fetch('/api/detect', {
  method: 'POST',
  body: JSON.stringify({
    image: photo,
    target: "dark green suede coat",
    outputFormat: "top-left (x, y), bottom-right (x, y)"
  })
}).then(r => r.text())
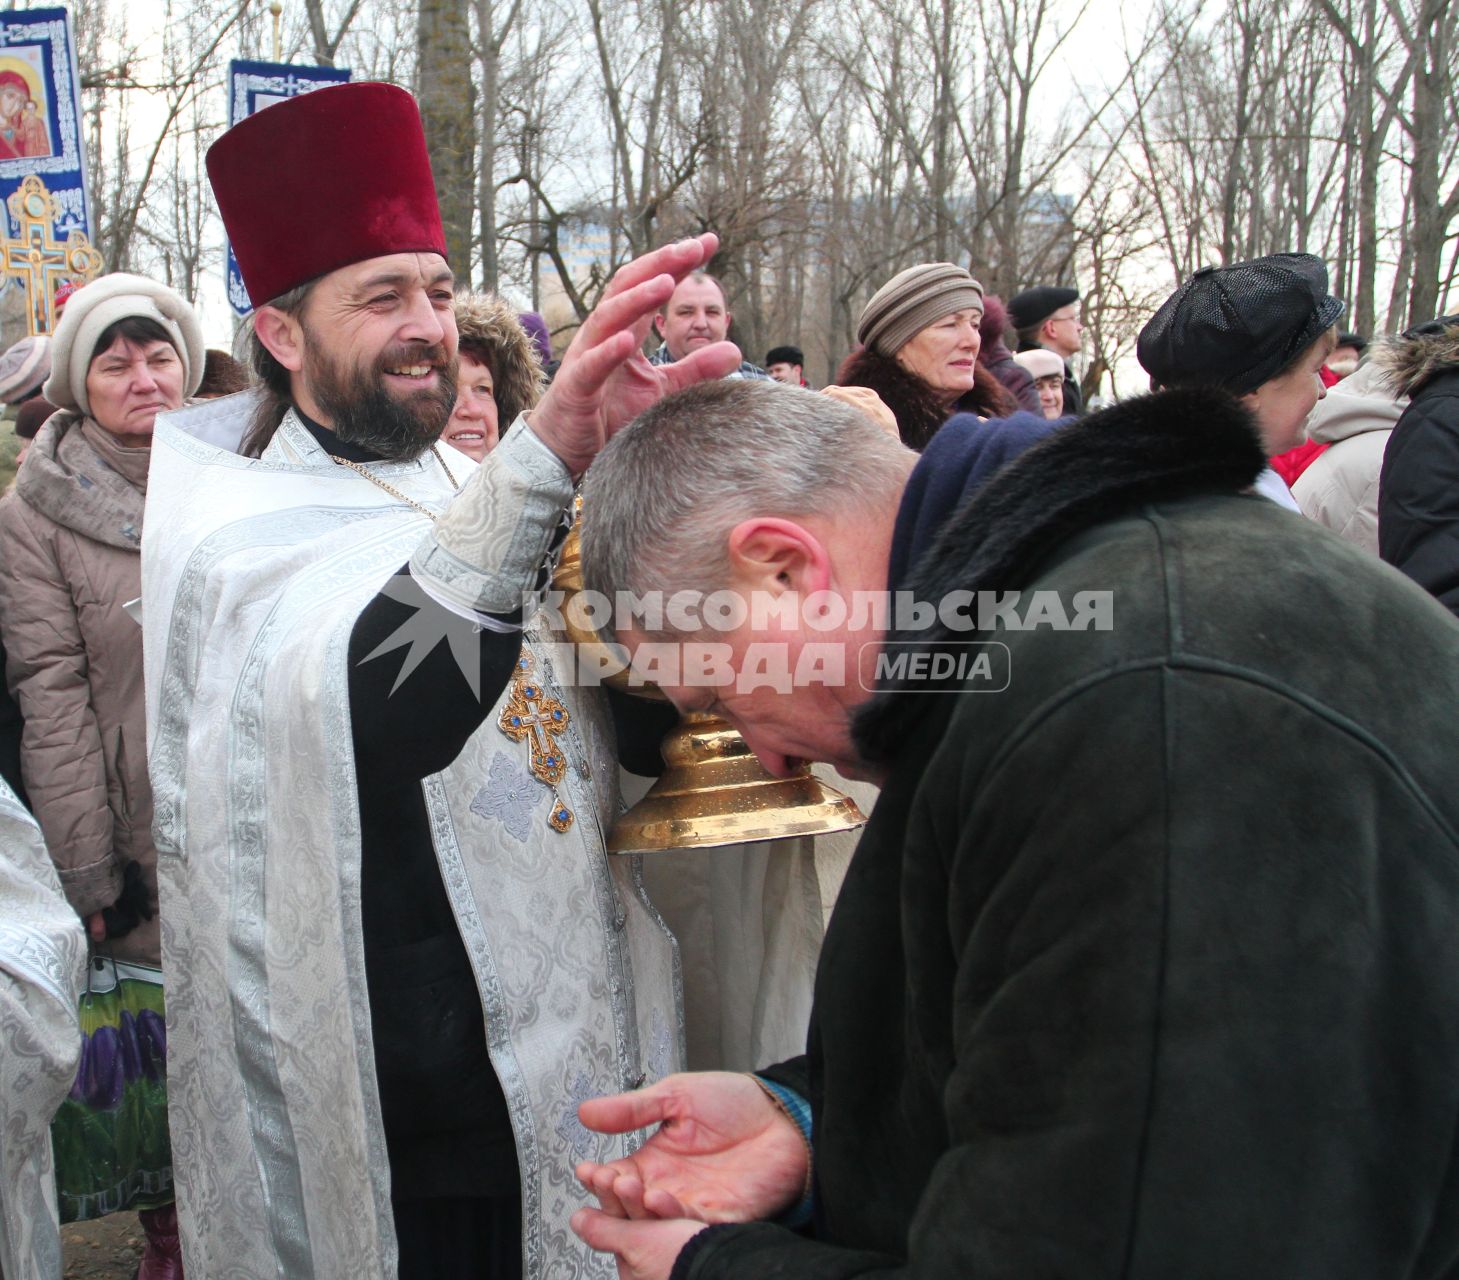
top-left (678, 390), bottom-right (1459, 1279)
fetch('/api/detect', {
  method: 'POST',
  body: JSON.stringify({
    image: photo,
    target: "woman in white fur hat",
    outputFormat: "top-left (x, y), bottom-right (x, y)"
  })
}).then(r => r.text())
top-left (0, 272), bottom-right (203, 1279)
top-left (1012, 346), bottom-right (1068, 419)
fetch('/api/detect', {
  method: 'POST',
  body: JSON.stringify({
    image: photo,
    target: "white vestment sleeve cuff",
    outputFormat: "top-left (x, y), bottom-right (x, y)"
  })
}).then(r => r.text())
top-left (409, 413), bottom-right (574, 618)
top-left (413, 573), bottom-right (528, 634)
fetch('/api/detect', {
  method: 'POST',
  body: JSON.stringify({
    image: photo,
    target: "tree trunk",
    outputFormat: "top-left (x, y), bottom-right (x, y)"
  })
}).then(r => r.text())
top-left (1402, 3), bottom-right (1448, 324)
top-left (303, 0), bottom-right (336, 65)
top-left (1351, 0), bottom-right (1381, 334)
top-left (1218, 8), bottom-right (1258, 262)
top-left (475, 0), bottom-right (500, 290)
top-left (417, 0), bottom-right (477, 278)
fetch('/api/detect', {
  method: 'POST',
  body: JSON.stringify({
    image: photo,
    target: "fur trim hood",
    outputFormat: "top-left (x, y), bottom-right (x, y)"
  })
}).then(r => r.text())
top-left (453, 292), bottom-right (546, 425)
top-left (853, 388), bottom-right (1267, 767)
top-left (1372, 317), bottom-right (1459, 398)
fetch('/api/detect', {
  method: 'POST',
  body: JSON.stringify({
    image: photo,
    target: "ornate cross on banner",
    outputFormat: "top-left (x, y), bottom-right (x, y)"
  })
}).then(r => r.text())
top-left (2, 176), bottom-right (104, 336)
top-left (498, 649), bottom-right (576, 833)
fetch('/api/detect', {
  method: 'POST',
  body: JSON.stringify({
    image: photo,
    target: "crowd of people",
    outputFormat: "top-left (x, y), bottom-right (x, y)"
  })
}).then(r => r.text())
top-left (1, 77), bottom-right (1458, 1280)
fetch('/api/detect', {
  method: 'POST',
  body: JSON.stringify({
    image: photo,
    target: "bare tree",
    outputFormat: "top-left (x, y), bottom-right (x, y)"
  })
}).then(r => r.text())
top-left (470, 0), bottom-right (523, 289)
top-left (303, 0), bottom-right (370, 66)
top-left (1381, 0), bottom-right (1459, 324)
top-left (583, 0), bottom-right (708, 257)
top-left (1312, 0), bottom-right (1413, 333)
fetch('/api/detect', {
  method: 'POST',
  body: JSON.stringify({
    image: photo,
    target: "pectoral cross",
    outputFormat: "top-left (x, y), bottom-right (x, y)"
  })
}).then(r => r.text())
top-left (1, 176), bottom-right (103, 336)
top-left (499, 649), bottom-right (575, 832)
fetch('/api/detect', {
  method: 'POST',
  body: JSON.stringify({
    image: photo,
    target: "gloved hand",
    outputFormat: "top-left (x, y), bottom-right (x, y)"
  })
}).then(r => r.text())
top-left (101, 860), bottom-right (155, 940)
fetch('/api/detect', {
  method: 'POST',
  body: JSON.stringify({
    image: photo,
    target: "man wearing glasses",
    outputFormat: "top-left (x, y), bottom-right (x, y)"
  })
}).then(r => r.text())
top-left (1009, 284), bottom-right (1086, 416)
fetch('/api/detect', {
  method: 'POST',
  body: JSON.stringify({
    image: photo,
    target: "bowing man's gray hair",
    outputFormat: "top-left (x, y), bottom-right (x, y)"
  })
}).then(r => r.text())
top-left (580, 379), bottom-right (915, 635)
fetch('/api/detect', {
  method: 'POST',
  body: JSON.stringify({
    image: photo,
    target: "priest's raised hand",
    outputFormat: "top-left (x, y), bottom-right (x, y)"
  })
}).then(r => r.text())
top-left (530, 233), bottom-right (742, 478)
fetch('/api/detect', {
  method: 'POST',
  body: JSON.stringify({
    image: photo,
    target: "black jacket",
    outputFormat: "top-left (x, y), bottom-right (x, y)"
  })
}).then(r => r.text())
top-left (1378, 324), bottom-right (1459, 618)
top-left (678, 390), bottom-right (1459, 1278)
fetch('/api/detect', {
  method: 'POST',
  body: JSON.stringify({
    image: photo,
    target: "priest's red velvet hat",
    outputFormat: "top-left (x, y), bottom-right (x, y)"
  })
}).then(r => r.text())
top-left (207, 82), bottom-right (447, 308)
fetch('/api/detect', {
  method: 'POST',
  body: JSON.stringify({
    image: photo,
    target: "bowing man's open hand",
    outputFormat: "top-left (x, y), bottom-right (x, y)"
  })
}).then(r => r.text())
top-left (572, 1071), bottom-right (808, 1225)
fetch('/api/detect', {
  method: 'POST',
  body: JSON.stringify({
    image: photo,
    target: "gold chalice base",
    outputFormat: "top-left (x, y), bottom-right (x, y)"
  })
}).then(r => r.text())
top-left (608, 711), bottom-right (867, 854)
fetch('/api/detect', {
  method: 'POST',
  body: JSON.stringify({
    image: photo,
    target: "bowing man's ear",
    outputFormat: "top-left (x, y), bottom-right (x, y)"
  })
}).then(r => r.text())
top-left (726, 517), bottom-right (832, 600)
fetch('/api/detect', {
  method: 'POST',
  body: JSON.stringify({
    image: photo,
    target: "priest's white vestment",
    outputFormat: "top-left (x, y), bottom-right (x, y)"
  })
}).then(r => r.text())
top-left (141, 395), bottom-right (682, 1279)
top-left (0, 775), bottom-right (85, 1279)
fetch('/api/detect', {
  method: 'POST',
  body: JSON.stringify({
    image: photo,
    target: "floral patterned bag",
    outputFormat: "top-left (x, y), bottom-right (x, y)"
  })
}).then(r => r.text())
top-left (49, 955), bottom-right (173, 1223)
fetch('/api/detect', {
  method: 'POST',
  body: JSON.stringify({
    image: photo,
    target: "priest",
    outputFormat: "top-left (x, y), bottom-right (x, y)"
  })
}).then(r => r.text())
top-left (0, 774), bottom-right (86, 1279)
top-left (141, 82), bottom-right (738, 1279)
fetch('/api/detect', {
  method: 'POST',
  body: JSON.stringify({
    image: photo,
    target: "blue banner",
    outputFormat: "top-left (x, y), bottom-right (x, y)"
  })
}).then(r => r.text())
top-left (225, 59), bottom-right (351, 315)
top-left (0, 7), bottom-right (90, 241)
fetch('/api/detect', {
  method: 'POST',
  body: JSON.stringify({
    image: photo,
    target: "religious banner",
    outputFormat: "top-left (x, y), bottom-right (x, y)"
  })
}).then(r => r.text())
top-left (225, 60), bottom-right (350, 316)
top-left (2, 175), bottom-right (101, 334)
top-left (0, 6), bottom-right (93, 322)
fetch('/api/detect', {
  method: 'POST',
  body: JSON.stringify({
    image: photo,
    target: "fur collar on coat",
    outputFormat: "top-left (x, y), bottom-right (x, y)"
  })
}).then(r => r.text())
top-left (837, 346), bottom-right (1018, 450)
top-left (852, 388), bottom-right (1268, 766)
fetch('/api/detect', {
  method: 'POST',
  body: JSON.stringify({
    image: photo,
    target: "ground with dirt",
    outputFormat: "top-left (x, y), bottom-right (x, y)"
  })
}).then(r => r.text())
top-left (60, 1213), bottom-right (141, 1278)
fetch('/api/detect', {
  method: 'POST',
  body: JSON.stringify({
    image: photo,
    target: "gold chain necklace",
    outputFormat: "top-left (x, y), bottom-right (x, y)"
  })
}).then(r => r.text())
top-left (329, 443), bottom-right (460, 519)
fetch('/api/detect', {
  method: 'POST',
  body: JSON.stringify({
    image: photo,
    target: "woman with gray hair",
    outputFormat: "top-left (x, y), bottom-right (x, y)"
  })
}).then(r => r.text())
top-left (0, 272), bottom-right (203, 1278)
top-left (837, 262), bottom-right (1019, 449)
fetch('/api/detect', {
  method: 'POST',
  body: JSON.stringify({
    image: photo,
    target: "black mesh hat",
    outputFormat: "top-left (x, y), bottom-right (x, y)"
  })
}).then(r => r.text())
top-left (1137, 253), bottom-right (1345, 394)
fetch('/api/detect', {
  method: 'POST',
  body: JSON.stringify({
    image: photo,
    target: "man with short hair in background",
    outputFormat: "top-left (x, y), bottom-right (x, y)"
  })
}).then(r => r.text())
top-left (1008, 283), bottom-right (1085, 415)
top-left (650, 272), bottom-right (770, 380)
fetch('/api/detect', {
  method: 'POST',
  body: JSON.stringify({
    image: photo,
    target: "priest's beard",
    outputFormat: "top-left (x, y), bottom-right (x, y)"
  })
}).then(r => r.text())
top-left (302, 333), bottom-right (458, 462)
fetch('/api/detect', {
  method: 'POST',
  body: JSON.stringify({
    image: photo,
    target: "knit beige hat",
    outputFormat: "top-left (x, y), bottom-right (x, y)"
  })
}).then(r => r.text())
top-left (857, 263), bottom-right (985, 357)
top-left (43, 273), bottom-right (205, 416)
